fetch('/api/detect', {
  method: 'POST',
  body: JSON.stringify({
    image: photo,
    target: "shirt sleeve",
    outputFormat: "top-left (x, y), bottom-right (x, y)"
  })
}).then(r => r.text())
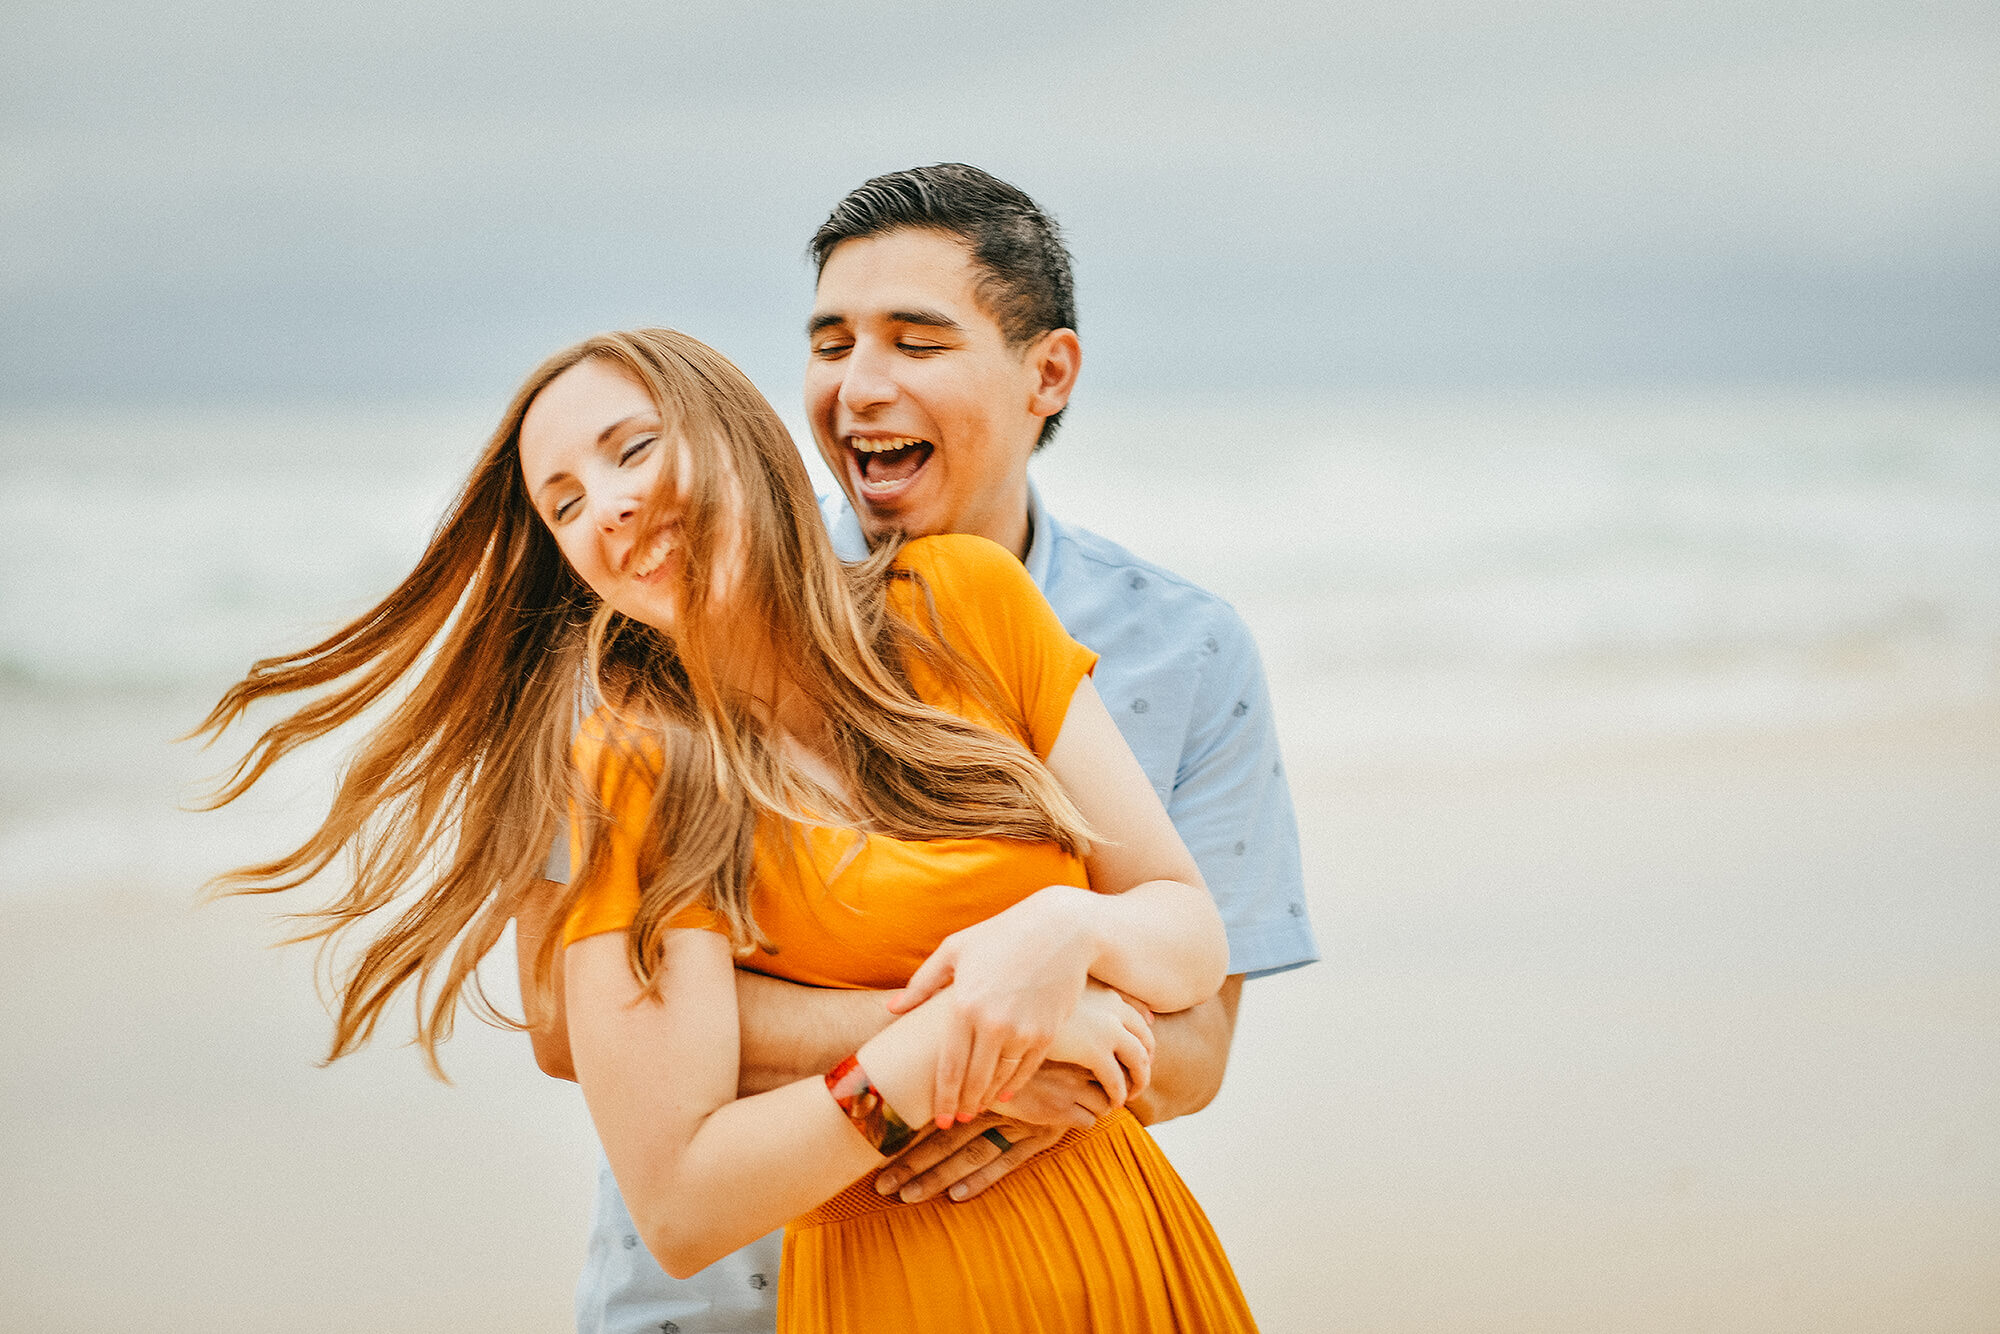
top-left (893, 535), bottom-right (1098, 758)
top-left (1167, 608), bottom-right (1318, 980)
top-left (561, 717), bottom-right (723, 947)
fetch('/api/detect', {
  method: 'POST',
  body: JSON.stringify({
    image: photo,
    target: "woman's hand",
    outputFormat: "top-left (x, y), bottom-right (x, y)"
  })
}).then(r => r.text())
top-left (1048, 981), bottom-right (1155, 1109)
top-left (889, 885), bottom-right (1100, 1126)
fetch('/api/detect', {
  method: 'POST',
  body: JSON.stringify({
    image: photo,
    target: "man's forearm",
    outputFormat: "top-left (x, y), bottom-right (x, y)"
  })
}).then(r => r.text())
top-left (1124, 974), bottom-right (1242, 1125)
top-left (735, 971), bottom-right (897, 1096)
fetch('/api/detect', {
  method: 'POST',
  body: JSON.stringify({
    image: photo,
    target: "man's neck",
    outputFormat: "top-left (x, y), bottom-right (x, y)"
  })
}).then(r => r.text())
top-left (971, 482), bottom-right (1034, 562)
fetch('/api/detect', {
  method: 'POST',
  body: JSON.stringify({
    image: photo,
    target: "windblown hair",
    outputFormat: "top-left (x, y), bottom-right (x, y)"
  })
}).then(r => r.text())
top-left (810, 163), bottom-right (1077, 448)
top-left (193, 328), bottom-right (1091, 1074)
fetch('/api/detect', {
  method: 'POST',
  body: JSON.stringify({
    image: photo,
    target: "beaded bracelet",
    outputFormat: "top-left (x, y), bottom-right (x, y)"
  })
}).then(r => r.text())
top-left (825, 1052), bottom-right (917, 1156)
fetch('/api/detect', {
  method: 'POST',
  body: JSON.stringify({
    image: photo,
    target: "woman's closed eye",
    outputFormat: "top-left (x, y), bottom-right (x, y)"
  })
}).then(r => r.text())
top-left (619, 433), bottom-right (656, 465)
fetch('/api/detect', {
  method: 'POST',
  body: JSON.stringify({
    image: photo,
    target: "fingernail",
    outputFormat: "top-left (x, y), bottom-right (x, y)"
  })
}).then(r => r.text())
top-left (996, 1089), bottom-right (1014, 1101)
top-left (957, 1112), bottom-right (974, 1124)
top-left (900, 1184), bottom-right (927, 1203)
top-left (936, 1115), bottom-right (953, 1130)
top-left (948, 1185), bottom-right (968, 1202)
top-left (874, 1174), bottom-right (900, 1195)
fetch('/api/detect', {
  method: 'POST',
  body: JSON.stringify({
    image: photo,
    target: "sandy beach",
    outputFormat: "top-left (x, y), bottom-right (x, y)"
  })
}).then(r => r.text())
top-left (5, 695), bottom-right (1995, 1332)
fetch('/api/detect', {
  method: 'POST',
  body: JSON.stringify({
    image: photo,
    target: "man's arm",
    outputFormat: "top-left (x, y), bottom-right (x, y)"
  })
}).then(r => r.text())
top-left (733, 971), bottom-right (896, 1094)
top-left (1124, 974), bottom-right (1241, 1125)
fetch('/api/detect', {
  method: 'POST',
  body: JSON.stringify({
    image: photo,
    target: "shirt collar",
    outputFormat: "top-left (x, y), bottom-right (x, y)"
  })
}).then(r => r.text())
top-left (1022, 480), bottom-right (1057, 591)
top-left (823, 482), bottom-right (1056, 592)
top-left (825, 492), bottom-right (870, 562)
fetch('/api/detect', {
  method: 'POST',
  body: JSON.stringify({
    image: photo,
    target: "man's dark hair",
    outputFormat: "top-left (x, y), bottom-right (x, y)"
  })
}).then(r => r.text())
top-left (811, 163), bottom-right (1077, 447)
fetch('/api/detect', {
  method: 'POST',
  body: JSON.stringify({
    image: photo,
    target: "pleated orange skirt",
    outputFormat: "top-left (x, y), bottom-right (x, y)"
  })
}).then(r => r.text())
top-left (779, 1110), bottom-right (1258, 1333)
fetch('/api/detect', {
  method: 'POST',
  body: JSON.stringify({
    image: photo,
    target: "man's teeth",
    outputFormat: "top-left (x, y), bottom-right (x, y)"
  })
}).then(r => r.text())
top-left (850, 435), bottom-right (926, 453)
top-left (631, 530), bottom-right (677, 578)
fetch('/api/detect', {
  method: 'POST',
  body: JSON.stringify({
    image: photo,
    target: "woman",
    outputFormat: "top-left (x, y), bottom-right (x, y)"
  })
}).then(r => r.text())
top-left (198, 328), bottom-right (1257, 1331)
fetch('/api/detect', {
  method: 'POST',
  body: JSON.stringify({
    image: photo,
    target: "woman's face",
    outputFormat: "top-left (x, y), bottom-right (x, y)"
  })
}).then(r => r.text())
top-left (518, 357), bottom-right (741, 635)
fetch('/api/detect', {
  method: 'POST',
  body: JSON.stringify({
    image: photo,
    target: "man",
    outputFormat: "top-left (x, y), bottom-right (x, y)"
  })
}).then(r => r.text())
top-left (537, 164), bottom-right (1318, 1334)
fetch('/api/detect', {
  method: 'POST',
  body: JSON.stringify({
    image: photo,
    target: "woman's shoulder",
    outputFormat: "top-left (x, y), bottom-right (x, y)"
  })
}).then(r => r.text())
top-left (892, 532), bottom-right (1029, 589)
top-left (572, 706), bottom-right (665, 793)
top-left (889, 533), bottom-right (1049, 640)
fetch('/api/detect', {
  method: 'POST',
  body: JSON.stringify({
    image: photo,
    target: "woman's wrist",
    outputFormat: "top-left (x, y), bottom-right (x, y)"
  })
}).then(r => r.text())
top-left (1027, 883), bottom-right (1104, 976)
top-left (825, 1053), bottom-right (919, 1155)
top-left (851, 989), bottom-right (950, 1132)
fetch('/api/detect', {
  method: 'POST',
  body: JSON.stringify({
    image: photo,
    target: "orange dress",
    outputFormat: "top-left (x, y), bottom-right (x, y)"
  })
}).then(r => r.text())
top-left (565, 534), bottom-right (1258, 1333)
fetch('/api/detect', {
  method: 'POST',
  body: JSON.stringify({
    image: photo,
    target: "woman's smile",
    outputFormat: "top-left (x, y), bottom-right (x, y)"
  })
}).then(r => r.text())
top-left (627, 524), bottom-right (681, 582)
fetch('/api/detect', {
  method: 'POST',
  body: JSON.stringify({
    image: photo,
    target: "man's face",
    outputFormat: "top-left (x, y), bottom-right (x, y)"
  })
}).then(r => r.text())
top-left (805, 228), bottom-right (1068, 556)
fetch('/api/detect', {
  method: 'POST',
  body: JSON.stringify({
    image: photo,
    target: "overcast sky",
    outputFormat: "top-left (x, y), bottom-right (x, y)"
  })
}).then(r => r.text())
top-left (4, 0), bottom-right (1996, 408)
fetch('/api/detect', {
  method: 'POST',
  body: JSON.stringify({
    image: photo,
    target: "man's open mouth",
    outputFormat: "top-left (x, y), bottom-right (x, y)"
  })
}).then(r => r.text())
top-left (848, 435), bottom-right (933, 496)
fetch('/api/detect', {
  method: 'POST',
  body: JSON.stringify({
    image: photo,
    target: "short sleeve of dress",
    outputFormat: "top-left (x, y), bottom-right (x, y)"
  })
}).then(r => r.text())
top-left (891, 535), bottom-right (1099, 759)
top-left (561, 716), bottom-right (724, 947)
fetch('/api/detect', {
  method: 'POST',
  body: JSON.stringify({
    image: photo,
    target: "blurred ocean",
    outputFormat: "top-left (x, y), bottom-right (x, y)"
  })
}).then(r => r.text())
top-left (1036, 389), bottom-right (2000, 762)
top-left (3, 388), bottom-right (1998, 894)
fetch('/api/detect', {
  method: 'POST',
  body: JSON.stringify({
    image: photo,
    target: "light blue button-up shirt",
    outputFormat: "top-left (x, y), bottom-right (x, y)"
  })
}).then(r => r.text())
top-left (574, 486), bottom-right (1319, 1333)
top-left (826, 486), bottom-right (1318, 979)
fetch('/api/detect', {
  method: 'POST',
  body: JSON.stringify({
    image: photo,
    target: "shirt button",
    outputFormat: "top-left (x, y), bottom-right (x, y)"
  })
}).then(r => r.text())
top-left (1289, 902), bottom-right (1305, 917)
top-left (1129, 573), bottom-right (1148, 589)
top-left (622, 1235), bottom-right (639, 1250)
top-left (1204, 636), bottom-right (1219, 654)
top-left (749, 1273), bottom-right (770, 1289)
top-left (1233, 841), bottom-right (1247, 855)
top-left (1132, 698), bottom-right (1149, 714)
top-left (1232, 701), bottom-right (1250, 717)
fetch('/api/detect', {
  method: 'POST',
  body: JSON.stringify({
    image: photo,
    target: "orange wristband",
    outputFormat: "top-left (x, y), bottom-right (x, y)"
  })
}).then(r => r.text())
top-left (825, 1052), bottom-right (917, 1156)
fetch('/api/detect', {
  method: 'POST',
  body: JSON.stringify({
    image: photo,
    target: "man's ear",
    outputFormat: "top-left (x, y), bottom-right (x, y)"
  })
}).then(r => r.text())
top-left (1026, 328), bottom-right (1081, 421)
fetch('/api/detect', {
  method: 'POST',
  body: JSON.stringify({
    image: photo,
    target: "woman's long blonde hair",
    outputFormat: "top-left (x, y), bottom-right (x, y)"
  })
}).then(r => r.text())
top-left (195, 328), bottom-right (1090, 1073)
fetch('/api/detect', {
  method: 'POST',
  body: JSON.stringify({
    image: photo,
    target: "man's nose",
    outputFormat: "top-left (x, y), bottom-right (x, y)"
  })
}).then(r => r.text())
top-left (837, 340), bottom-right (898, 414)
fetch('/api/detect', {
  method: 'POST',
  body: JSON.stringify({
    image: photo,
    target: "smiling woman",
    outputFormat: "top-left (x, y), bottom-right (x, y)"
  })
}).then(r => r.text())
top-left (519, 359), bottom-right (714, 634)
top-left (192, 327), bottom-right (1252, 1331)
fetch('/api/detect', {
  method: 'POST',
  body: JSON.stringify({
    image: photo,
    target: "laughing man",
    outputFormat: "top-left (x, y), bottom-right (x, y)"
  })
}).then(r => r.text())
top-left (544, 164), bottom-right (1319, 1334)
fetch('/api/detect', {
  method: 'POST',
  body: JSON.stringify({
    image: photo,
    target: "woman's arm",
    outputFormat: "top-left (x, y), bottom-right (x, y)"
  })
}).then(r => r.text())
top-left (517, 901), bottom-right (900, 1093)
top-left (893, 674), bottom-right (1231, 1124)
top-left (566, 927), bottom-right (1150, 1279)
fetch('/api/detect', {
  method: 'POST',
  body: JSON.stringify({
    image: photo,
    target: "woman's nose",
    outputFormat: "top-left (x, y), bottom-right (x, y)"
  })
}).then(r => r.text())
top-left (594, 494), bottom-right (640, 533)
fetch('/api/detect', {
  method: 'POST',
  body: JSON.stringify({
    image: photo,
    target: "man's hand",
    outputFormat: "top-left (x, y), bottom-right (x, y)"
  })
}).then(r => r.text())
top-left (870, 1063), bottom-right (1113, 1204)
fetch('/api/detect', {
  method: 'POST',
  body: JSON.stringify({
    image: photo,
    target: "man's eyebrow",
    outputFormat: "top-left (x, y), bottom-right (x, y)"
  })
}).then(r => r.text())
top-left (888, 309), bottom-right (961, 332)
top-left (806, 309), bottom-right (964, 336)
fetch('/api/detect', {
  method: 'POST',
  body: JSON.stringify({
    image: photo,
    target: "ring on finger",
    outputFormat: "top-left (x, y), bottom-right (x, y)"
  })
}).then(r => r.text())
top-left (980, 1126), bottom-right (1013, 1154)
